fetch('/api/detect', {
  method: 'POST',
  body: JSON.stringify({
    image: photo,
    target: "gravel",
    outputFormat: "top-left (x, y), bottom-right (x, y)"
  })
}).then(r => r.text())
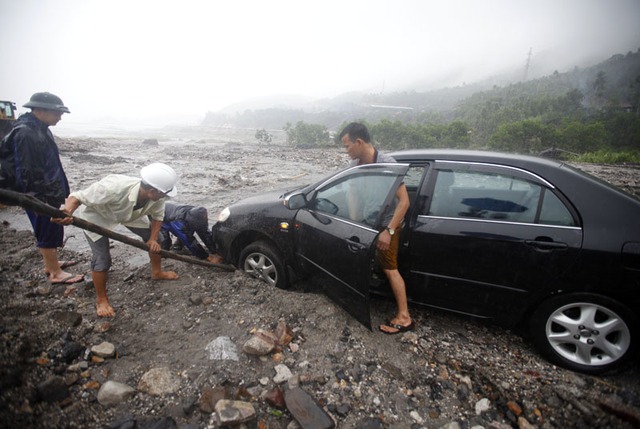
top-left (1, 127), bottom-right (639, 429)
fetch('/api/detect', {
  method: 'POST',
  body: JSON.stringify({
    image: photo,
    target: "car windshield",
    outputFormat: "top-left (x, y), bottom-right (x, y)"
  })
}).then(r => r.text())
top-left (285, 165), bottom-right (353, 199)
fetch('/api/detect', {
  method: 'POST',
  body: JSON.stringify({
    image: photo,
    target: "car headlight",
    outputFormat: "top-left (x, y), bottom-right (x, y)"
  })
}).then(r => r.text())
top-left (217, 207), bottom-right (231, 222)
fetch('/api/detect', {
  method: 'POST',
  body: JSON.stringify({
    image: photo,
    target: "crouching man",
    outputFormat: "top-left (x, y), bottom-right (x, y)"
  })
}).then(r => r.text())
top-left (160, 202), bottom-right (223, 264)
top-left (58, 163), bottom-right (180, 317)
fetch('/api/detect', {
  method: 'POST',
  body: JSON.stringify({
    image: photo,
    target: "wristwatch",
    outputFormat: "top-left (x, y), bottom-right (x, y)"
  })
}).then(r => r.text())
top-left (386, 227), bottom-right (395, 236)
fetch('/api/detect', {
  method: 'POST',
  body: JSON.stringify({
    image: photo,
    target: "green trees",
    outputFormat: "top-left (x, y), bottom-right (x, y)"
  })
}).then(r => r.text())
top-left (283, 121), bottom-right (330, 148)
top-left (254, 129), bottom-right (272, 144)
top-left (489, 119), bottom-right (556, 153)
top-left (368, 119), bottom-right (471, 150)
top-left (206, 50), bottom-right (640, 162)
top-left (592, 71), bottom-right (607, 108)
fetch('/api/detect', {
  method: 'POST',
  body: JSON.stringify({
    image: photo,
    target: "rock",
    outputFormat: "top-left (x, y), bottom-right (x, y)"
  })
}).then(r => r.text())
top-left (67, 361), bottom-right (89, 372)
top-left (205, 336), bottom-right (239, 361)
top-left (91, 341), bottom-right (116, 358)
top-left (475, 398), bottom-right (490, 414)
top-left (97, 380), bottom-right (136, 406)
top-left (275, 319), bottom-right (294, 346)
top-left (137, 417), bottom-right (177, 428)
top-left (37, 376), bottom-right (70, 403)
top-left (51, 311), bottom-right (82, 327)
top-left (214, 399), bottom-right (256, 426)
top-left (82, 380), bottom-right (100, 390)
top-left (243, 333), bottom-right (276, 356)
top-left (94, 321), bottom-right (111, 333)
top-left (273, 364), bottom-right (293, 384)
top-left (36, 286), bottom-right (51, 296)
top-left (334, 403), bottom-right (351, 418)
top-left (381, 362), bottom-right (403, 380)
top-left (64, 373), bottom-right (79, 386)
top-left (410, 410), bottom-right (423, 424)
top-left (265, 387), bottom-right (286, 409)
top-left (198, 386), bottom-right (228, 413)
top-left (507, 400), bottom-right (522, 416)
top-left (61, 341), bottom-right (85, 363)
top-left (137, 367), bottom-right (180, 396)
top-left (284, 386), bottom-right (335, 429)
top-left (105, 415), bottom-right (136, 429)
top-left (517, 416), bottom-right (536, 429)
top-left (355, 418), bottom-right (384, 429)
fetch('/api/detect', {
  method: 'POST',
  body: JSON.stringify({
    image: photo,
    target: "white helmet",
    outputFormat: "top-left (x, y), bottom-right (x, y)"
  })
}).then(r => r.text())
top-left (140, 163), bottom-right (178, 197)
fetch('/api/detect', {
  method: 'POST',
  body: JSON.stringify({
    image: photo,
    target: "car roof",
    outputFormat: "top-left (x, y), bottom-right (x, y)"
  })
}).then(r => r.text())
top-left (387, 149), bottom-right (564, 170)
top-left (389, 149), bottom-right (640, 231)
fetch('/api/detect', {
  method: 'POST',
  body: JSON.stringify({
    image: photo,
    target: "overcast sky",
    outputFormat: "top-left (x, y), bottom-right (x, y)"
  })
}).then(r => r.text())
top-left (1, 0), bottom-right (639, 126)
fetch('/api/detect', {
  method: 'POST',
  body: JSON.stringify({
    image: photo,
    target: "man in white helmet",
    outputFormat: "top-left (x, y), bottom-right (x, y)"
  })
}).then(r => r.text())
top-left (59, 163), bottom-right (179, 317)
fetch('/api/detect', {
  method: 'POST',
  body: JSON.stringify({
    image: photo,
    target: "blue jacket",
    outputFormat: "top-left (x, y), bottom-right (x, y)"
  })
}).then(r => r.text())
top-left (0, 113), bottom-right (70, 206)
top-left (160, 203), bottom-right (215, 259)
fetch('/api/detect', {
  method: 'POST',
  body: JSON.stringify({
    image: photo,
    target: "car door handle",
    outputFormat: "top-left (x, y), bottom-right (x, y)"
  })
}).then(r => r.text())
top-left (524, 239), bottom-right (569, 251)
top-left (346, 236), bottom-right (367, 251)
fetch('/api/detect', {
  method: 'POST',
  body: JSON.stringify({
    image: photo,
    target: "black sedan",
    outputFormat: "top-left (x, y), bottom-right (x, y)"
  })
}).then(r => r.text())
top-left (212, 149), bottom-right (640, 374)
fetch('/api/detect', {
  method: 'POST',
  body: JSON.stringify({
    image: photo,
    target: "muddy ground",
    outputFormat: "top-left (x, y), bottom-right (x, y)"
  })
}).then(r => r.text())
top-left (1, 126), bottom-right (639, 429)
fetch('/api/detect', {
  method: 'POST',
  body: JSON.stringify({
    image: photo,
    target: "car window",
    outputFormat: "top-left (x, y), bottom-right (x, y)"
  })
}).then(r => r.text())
top-left (539, 189), bottom-right (576, 226)
top-left (312, 172), bottom-right (401, 227)
top-left (427, 169), bottom-right (575, 226)
top-left (404, 165), bottom-right (426, 190)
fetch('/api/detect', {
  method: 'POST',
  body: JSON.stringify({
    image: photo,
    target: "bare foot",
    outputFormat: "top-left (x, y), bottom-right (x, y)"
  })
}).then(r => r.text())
top-left (44, 260), bottom-right (78, 275)
top-left (151, 271), bottom-right (179, 280)
top-left (96, 300), bottom-right (116, 317)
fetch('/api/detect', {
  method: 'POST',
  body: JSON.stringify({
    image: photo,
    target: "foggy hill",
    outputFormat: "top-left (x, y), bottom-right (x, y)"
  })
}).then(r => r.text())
top-left (203, 48), bottom-right (640, 130)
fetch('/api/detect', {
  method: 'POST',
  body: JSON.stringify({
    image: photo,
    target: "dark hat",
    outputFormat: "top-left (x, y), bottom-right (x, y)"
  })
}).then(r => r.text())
top-left (23, 92), bottom-right (70, 113)
top-left (185, 207), bottom-right (208, 229)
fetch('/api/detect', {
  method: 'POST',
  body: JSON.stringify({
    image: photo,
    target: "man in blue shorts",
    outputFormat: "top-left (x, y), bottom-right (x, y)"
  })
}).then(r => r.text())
top-left (0, 92), bottom-right (82, 284)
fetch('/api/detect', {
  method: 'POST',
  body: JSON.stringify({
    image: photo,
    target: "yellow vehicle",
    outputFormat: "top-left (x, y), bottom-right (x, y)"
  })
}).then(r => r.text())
top-left (0, 100), bottom-right (17, 141)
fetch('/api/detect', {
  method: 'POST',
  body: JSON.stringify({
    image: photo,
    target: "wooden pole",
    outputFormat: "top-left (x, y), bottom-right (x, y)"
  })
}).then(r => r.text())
top-left (0, 188), bottom-right (235, 271)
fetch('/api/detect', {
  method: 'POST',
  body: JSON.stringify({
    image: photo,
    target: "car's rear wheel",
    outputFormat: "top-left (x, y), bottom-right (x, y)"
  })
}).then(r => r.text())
top-left (239, 241), bottom-right (288, 289)
top-left (530, 293), bottom-right (636, 374)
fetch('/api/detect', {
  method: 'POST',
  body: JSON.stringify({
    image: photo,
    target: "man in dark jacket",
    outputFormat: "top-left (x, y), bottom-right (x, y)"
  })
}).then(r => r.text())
top-left (160, 202), bottom-right (222, 264)
top-left (0, 92), bottom-right (83, 284)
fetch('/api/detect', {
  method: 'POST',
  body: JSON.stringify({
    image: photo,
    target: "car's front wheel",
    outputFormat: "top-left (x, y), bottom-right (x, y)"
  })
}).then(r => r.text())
top-left (239, 241), bottom-right (288, 289)
top-left (530, 293), bottom-right (636, 374)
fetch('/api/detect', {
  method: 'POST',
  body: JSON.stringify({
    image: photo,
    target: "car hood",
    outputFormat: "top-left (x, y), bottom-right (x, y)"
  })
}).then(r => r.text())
top-left (228, 187), bottom-right (297, 213)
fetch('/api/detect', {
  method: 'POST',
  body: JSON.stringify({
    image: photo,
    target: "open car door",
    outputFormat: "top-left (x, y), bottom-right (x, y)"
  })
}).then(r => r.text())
top-left (292, 163), bottom-right (410, 328)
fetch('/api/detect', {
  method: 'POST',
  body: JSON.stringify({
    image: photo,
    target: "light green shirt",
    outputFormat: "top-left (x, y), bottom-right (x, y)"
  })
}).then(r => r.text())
top-left (69, 174), bottom-right (165, 242)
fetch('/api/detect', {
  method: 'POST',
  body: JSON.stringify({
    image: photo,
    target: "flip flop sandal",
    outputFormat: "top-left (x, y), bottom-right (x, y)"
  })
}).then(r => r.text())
top-left (60, 260), bottom-right (79, 269)
top-left (50, 274), bottom-right (84, 285)
top-left (379, 320), bottom-right (415, 335)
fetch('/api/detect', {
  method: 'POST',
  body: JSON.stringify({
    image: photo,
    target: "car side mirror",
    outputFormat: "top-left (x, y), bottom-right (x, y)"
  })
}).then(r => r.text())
top-left (284, 193), bottom-right (307, 210)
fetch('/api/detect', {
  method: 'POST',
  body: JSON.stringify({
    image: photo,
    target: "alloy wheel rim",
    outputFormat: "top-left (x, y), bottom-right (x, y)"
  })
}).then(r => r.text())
top-left (545, 302), bottom-right (631, 367)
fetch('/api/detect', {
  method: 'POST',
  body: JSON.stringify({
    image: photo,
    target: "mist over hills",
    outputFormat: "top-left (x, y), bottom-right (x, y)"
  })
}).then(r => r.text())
top-left (210, 47), bottom-right (640, 129)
